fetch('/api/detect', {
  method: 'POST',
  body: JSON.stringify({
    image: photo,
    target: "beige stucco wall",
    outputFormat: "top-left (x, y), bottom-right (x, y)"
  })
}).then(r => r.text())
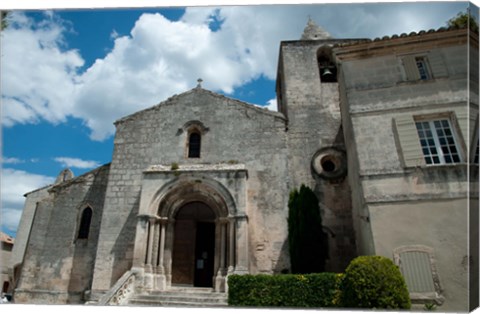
top-left (336, 28), bottom-right (476, 311)
top-left (369, 199), bottom-right (468, 312)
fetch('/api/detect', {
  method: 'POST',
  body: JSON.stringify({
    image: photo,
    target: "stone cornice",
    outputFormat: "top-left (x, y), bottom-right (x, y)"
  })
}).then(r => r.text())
top-left (144, 163), bottom-right (247, 173)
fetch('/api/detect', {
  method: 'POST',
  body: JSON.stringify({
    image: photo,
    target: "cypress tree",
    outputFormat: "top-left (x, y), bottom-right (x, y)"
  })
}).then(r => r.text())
top-left (288, 184), bottom-right (328, 274)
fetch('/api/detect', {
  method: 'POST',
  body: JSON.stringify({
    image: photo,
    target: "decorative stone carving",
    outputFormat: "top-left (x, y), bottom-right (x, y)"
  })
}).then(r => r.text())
top-left (109, 275), bottom-right (135, 305)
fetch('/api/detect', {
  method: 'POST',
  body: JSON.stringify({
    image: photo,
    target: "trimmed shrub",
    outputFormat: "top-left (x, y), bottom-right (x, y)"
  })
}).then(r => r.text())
top-left (228, 273), bottom-right (339, 308)
top-left (288, 185), bottom-right (328, 274)
top-left (338, 256), bottom-right (411, 309)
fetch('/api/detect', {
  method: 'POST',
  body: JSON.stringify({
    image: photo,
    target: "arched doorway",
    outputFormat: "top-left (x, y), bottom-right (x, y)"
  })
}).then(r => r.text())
top-left (133, 175), bottom-right (250, 293)
top-left (171, 202), bottom-right (216, 287)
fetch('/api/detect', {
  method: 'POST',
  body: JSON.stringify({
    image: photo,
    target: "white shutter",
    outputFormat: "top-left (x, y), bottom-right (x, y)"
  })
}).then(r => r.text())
top-left (402, 56), bottom-right (420, 81)
top-left (399, 251), bottom-right (436, 293)
top-left (454, 106), bottom-right (478, 145)
top-left (428, 50), bottom-right (448, 78)
top-left (394, 115), bottom-right (425, 167)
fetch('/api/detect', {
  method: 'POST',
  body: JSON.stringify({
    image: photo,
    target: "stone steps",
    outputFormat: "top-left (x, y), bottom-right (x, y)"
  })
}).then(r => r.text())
top-left (128, 287), bottom-right (228, 307)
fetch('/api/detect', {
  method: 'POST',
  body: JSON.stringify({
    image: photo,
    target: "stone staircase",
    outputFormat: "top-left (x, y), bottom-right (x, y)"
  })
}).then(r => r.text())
top-left (128, 287), bottom-right (228, 307)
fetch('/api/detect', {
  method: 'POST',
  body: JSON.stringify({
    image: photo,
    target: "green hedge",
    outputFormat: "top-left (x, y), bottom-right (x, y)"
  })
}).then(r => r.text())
top-left (228, 256), bottom-right (412, 309)
top-left (339, 256), bottom-right (411, 309)
top-left (227, 273), bottom-right (339, 308)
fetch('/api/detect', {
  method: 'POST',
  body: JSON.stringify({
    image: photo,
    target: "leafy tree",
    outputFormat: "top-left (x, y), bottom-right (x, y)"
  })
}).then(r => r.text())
top-left (288, 184), bottom-right (328, 274)
top-left (447, 10), bottom-right (479, 33)
top-left (1, 11), bottom-right (9, 31)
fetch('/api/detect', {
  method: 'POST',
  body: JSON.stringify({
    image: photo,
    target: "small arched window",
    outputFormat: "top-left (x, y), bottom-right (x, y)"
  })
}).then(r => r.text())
top-left (188, 132), bottom-right (201, 158)
top-left (77, 207), bottom-right (93, 239)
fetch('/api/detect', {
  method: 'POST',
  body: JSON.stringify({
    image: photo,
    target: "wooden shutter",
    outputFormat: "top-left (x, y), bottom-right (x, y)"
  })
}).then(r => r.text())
top-left (399, 251), bottom-right (435, 293)
top-left (394, 115), bottom-right (425, 167)
top-left (428, 50), bottom-right (448, 78)
top-left (402, 55), bottom-right (420, 81)
top-left (454, 106), bottom-right (478, 147)
top-left (455, 106), bottom-right (470, 145)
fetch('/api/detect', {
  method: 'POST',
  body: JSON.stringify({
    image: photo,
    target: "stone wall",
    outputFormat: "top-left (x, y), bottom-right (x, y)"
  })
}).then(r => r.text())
top-left (11, 187), bottom-right (50, 274)
top-left (14, 165), bottom-right (110, 304)
top-left (277, 39), bottom-right (358, 271)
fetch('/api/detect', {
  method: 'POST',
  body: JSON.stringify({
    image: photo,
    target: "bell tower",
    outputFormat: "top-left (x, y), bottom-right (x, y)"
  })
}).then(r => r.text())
top-left (276, 19), bottom-right (360, 272)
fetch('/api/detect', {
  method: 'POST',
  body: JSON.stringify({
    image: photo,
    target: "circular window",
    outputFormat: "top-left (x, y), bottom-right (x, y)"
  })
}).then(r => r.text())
top-left (321, 157), bottom-right (336, 173)
top-left (312, 148), bottom-right (347, 180)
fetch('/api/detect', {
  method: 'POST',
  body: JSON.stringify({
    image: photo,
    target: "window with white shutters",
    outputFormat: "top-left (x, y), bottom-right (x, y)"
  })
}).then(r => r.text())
top-left (394, 245), bottom-right (444, 305)
top-left (394, 113), bottom-right (465, 167)
top-left (415, 119), bottom-right (462, 165)
top-left (401, 51), bottom-right (448, 82)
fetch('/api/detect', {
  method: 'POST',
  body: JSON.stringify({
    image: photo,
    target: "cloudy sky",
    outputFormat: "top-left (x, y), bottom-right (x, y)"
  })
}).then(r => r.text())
top-left (0, 1), bottom-right (473, 236)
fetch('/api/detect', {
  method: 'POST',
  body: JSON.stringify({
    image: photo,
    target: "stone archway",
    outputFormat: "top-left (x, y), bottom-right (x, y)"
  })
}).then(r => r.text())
top-left (133, 175), bottom-right (248, 293)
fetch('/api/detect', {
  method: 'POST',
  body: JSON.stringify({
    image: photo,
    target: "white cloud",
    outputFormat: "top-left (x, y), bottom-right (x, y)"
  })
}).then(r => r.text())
top-left (110, 29), bottom-right (119, 40)
top-left (265, 98), bottom-right (278, 112)
top-left (2, 156), bottom-right (25, 164)
top-left (1, 168), bottom-right (55, 234)
top-left (1, 12), bottom-right (84, 128)
top-left (1, 4), bottom-right (467, 140)
top-left (54, 157), bottom-right (100, 169)
top-left (253, 98), bottom-right (278, 112)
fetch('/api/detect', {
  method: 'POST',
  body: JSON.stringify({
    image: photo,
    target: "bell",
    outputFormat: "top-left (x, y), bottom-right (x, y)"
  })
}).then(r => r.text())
top-left (321, 68), bottom-right (333, 79)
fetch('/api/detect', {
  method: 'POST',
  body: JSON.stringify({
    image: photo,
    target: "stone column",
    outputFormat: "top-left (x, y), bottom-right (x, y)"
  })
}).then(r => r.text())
top-left (234, 214), bottom-right (249, 274)
top-left (157, 218), bottom-right (168, 274)
top-left (215, 218), bottom-right (228, 292)
top-left (155, 217), bottom-right (168, 290)
top-left (165, 219), bottom-right (175, 288)
top-left (152, 220), bottom-right (160, 273)
top-left (228, 217), bottom-right (236, 274)
top-left (132, 215), bottom-right (150, 269)
top-left (146, 217), bottom-right (156, 271)
top-left (144, 216), bottom-right (156, 290)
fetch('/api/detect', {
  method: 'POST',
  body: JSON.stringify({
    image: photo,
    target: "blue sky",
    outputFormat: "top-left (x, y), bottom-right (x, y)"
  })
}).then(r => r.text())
top-left (0, 1), bottom-right (474, 237)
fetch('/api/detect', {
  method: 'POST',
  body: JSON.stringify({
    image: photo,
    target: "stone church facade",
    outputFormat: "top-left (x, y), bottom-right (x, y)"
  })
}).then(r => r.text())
top-left (10, 20), bottom-right (478, 311)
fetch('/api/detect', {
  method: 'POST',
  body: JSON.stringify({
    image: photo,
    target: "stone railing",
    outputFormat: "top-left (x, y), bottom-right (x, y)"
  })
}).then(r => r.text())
top-left (97, 270), bottom-right (136, 306)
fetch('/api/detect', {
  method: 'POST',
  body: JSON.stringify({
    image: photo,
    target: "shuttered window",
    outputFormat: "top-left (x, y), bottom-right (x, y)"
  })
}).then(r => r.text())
top-left (393, 245), bottom-right (443, 304)
top-left (415, 119), bottom-right (462, 165)
top-left (402, 52), bottom-right (447, 82)
top-left (415, 57), bottom-right (430, 80)
top-left (395, 114), bottom-right (464, 167)
top-left (399, 251), bottom-right (435, 293)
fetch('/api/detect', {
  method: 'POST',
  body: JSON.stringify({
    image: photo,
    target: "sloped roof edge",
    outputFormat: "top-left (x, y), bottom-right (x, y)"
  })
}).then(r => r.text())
top-left (281, 24), bottom-right (473, 49)
top-left (114, 87), bottom-right (285, 126)
top-left (334, 24), bottom-right (473, 49)
top-left (24, 163), bottom-right (111, 197)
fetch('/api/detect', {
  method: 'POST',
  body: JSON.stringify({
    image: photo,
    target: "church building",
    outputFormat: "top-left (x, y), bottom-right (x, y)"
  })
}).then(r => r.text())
top-left (10, 20), bottom-right (478, 311)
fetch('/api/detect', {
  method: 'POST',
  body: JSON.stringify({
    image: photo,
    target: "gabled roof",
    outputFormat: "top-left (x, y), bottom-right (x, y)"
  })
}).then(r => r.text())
top-left (114, 86), bottom-right (285, 126)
